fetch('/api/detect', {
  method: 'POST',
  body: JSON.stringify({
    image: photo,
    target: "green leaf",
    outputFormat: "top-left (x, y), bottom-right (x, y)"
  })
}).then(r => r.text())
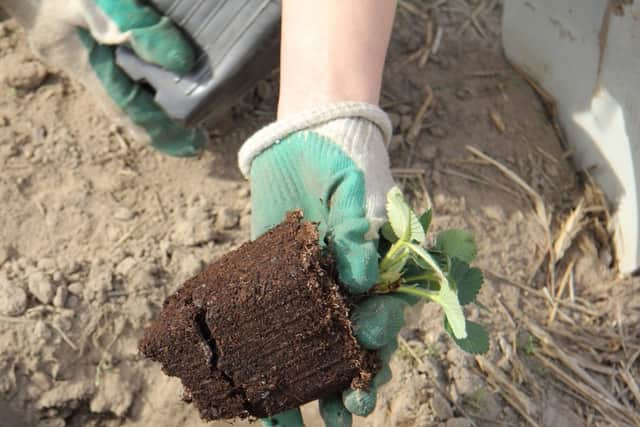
top-left (398, 282), bottom-right (467, 339)
top-left (386, 250), bottom-right (409, 274)
top-left (398, 243), bottom-right (467, 338)
top-left (427, 248), bottom-right (450, 272)
top-left (406, 243), bottom-right (446, 283)
top-left (419, 209), bottom-right (433, 233)
top-left (449, 258), bottom-right (483, 305)
top-left (430, 280), bottom-right (467, 339)
top-left (380, 222), bottom-right (398, 243)
top-left (436, 229), bottom-right (477, 263)
top-left (444, 318), bottom-right (489, 354)
top-left (386, 187), bottom-right (425, 243)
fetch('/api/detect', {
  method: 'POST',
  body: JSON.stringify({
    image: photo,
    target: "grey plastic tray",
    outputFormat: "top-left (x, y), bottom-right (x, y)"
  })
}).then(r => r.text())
top-left (116, 0), bottom-right (281, 125)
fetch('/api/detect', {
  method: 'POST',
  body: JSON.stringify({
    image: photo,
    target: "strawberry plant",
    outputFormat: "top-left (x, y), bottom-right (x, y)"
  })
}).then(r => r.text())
top-left (141, 188), bottom-right (489, 421)
top-left (374, 187), bottom-right (489, 354)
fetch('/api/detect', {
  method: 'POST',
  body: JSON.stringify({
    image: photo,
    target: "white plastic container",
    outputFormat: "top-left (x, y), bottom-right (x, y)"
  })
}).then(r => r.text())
top-left (502, 0), bottom-right (640, 273)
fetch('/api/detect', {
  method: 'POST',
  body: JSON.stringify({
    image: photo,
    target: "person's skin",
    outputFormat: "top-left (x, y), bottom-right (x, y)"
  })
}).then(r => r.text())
top-left (277, 0), bottom-right (397, 119)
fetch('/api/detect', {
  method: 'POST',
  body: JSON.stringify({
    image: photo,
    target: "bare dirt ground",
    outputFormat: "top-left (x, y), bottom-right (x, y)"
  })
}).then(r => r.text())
top-left (1, 1), bottom-right (639, 427)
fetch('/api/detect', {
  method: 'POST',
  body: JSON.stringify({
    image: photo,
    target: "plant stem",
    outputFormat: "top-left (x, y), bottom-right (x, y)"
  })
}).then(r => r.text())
top-left (407, 243), bottom-right (447, 283)
top-left (378, 240), bottom-right (406, 273)
top-left (403, 272), bottom-right (439, 284)
top-left (396, 285), bottom-right (437, 300)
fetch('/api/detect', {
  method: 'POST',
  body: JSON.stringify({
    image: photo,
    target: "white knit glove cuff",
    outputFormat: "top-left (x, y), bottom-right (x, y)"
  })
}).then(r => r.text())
top-left (238, 102), bottom-right (395, 240)
top-left (238, 102), bottom-right (392, 176)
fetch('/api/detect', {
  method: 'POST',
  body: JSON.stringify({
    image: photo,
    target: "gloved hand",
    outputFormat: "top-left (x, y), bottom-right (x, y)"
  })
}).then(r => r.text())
top-left (239, 102), bottom-right (411, 427)
top-left (2, 0), bottom-right (205, 156)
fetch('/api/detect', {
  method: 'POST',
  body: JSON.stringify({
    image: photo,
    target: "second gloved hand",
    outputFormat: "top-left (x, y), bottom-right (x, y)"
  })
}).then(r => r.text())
top-left (2, 0), bottom-right (205, 156)
top-left (239, 102), bottom-right (411, 427)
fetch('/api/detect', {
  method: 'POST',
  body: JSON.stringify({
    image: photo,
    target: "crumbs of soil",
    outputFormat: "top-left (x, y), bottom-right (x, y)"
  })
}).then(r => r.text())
top-left (139, 210), bottom-right (377, 420)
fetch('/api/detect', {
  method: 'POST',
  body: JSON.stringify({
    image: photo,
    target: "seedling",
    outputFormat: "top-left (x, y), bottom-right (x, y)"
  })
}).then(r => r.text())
top-left (374, 187), bottom-right (489, 354)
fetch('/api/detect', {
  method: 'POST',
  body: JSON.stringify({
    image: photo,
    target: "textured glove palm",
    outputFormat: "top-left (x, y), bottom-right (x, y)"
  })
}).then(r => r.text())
top-left (240, 103), bottom-right (411, 427)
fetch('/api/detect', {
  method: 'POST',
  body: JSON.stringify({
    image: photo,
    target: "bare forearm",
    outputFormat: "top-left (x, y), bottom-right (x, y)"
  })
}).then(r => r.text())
top-left (277, 1), bottom-right (397, 119)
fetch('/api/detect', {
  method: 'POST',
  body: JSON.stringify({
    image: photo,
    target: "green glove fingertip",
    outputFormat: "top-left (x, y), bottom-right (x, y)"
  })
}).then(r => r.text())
top-left (351, 296), bottom-right (407, 349)
top-left (261, 408), bottom-right (304, 427)
top-left (95, 0), bottom-right (195, 73)
top-left (333, 235), bottom-right (379, 294)
top-left (129, 17), bottom-right (196, 74)
top-left (77, 29), bottom-right (205, 157)
top-left (342, 386), bottom-right (377, 417)
top-left (319, 395), bottom-right (353, 427)
top-left (342, 341), bottom-right (397, 416)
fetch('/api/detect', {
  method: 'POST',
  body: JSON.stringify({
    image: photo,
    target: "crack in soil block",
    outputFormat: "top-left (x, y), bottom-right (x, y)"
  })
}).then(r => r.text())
top-left (139, 211), bottom-right (377, 420)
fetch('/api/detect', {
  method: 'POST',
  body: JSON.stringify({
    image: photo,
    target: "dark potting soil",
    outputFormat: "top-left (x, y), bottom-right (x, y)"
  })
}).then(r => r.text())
top-left (139, 211), bottom-right (377, 420)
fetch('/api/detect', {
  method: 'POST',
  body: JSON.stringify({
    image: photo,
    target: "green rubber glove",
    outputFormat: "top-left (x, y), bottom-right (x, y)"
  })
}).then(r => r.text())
top-left (239, 102), bottom-right (410, 427)
top-left (4, 0), bottom-right (205, 156)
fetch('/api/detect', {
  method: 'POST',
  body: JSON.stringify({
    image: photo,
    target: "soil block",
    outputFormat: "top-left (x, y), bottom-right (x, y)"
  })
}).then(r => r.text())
top-left (139, 211), bottom-right (376, 420)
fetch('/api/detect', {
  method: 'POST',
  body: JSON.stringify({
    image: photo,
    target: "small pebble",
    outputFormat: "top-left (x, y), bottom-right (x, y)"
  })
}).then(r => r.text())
top-left (105, 225), bottom-right (121, 242)
top-left (237, 186), bottom-right (250, 198)
top-left (0, 280), bottom-right (28, 316)
top-left (172, 220), bottom-right (215, 246)
top-left (37, 257), bottom-right (57, 271)
top-left (116, 257), bottom-right (137, 277)
top-left (5, 61), bottom-right (48, 90)
top-left (67, 282), bottom-right (83, 296)
top-left (482, 205), bottom-right (505, 222)
top-left (86, 262), bottom-right (114, 301)
top-left (57, 257), bottom-right (80, 275)
top-left (217, 207), bottom-right (239, 230)
top-left (113, 207), bottom-right (134, 221)
top-left (52, 285), bottom-right (68, 308)
top-left (185, 203), bottom-right (211, 221)
top-left (66, 295), bottom-right (80, 309)
top-left (28, 271), bottom-right (56, 304)
top-left (16, 257), bottom-right (35, 271)
top-left (431, 393), bottom-right (454, 420)
top-left (31, 372), bottom-right (51, 390)
top-left (128, 266), bottom-right (156, 291)
top-left (179, 253), bottom-right (203, 280)
top-left (52, 271), bottom-right (63, 283)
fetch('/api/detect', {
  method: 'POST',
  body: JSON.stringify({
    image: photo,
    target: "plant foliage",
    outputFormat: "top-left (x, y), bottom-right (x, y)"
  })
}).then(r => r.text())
top-left (376, 186), bottom-right (489, 354)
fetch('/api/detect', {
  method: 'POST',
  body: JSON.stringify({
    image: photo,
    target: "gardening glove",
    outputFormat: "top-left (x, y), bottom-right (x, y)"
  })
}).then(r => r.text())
top-left (239, 102), bottom-right (412, 427)
top-left (2, 0), bottom-right (205, 156)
